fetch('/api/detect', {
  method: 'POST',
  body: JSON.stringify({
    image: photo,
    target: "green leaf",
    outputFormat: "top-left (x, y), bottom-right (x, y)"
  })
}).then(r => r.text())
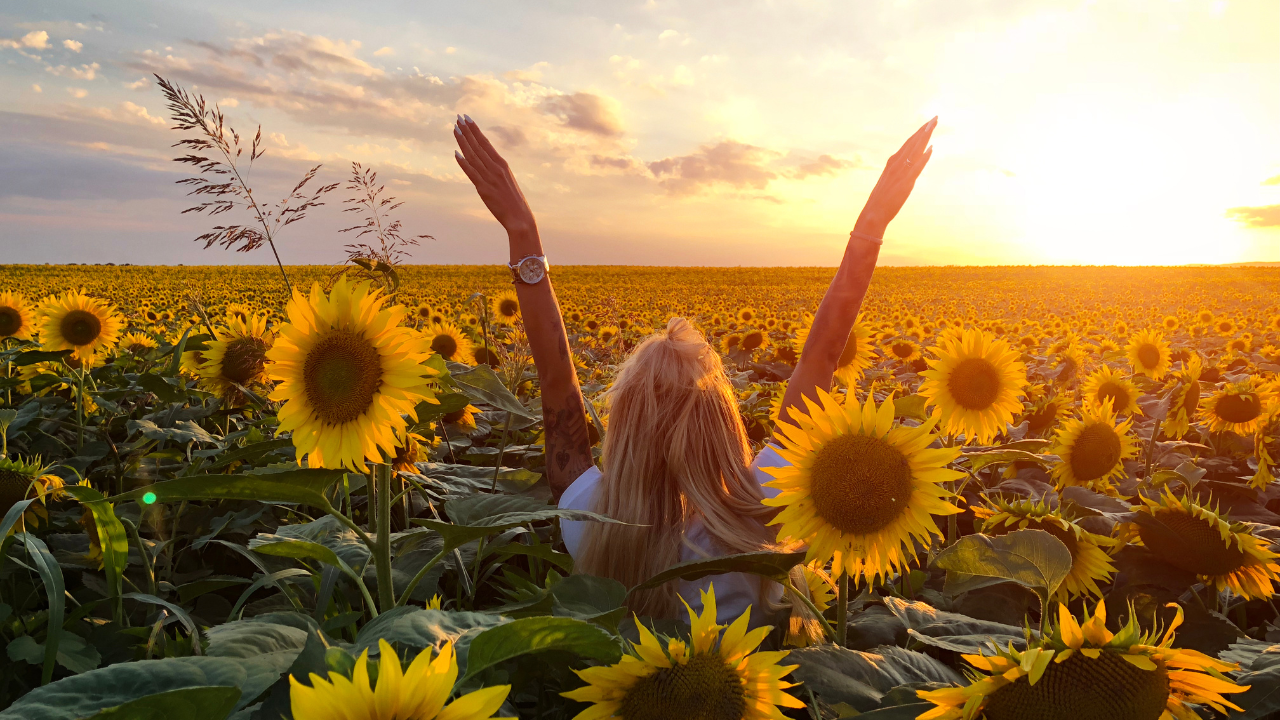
top-left (354, 607), bottom-right (506, 669)
top-left (205, 439), bottom-right (294, 471)
top-left (631, 551), bottom-right (807, 592)
top-left (137, 374), bottom-right (187, 405)
top-left (15, 533), bottom-right (64, 685)
top-left (228, 569), bottom-right (312, 621)
top-left (451, 365), bottom-right (537, 420)
top-left (124, 593), bottom-right (200, 642)
top-left (959, 449), bottom-right (1047, 474)
top-left (61, 486), bottom-right (130, 614)
top-left (177, 577), bottom-right (252, 605)
top-left (880, 596), bottom-right (1029, 653)
top-left (11, 349), bottom-right (73, 367)
top-left (892, 394), bottom-right (928, 421)
top-left (462, 616), bottom-right (621, 681)
top-left (0, 654), bottom-right (293, 720)
top-left (933, 530), bottom-right (1072, 609)
top-left (204, 614), bottom-right (313, 659)
top-left (788, 644), bottom-right (962, 713)
top-left (167, 326), bottom-right (195, 376)
top-left (1227, 665), bottom-right (1280, 720)
top-left (84, 686), bottom-right (241, 720)
top-left (413, 392), bottom-right (473, 423)
top-left (111, 468), bottom-right (346, 510)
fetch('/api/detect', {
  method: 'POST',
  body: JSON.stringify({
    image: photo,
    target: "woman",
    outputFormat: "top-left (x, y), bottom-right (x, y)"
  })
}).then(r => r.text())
top-left (453, 114), bottom-right (935, 622)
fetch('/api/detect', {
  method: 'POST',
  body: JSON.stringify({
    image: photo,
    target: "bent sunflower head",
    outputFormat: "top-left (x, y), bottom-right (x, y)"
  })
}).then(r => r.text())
top-left (973, 496), bottom-right (1116, 599)
top-left (267, 278), bottom-right (440, 472)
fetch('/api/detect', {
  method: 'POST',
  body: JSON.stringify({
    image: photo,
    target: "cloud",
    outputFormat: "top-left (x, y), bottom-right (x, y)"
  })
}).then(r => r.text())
top-left (31, 84), bottom-right (41, 93)
top-left (1264, 174), bottom-right (1280, 186)
top-left (1226, 204), bottom-right (1280, 228)
top-left (219, 98), bottom-right (239, 107)
top-left (1, 30), bottom-right (49, 50)
top-left (539, 92), bottom-right (624, 136)
top-left (67, 87), bottom-right (88, 99)
top-left (374, 46), bottom-right (394, 57)
top-left (63, 39), bottom-right (82, 52)
top-left (47, 62), bottom-right (100, 80)
top-left (788, 154), bottom-right (857, 179)
top-left (647, 141), bottom-right (780, 195)
top-left (125, 77), bottom-right (150, 90)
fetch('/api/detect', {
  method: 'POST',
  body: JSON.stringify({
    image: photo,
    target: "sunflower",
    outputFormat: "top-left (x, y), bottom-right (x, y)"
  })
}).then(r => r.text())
top-left (917, 599), bottom-right (1248, 720)
top-left (737, 307), bottom-right (756, 324)
top-left (1215, 317), bottom-right (1237, 336)
top-left (1021, 395), bottom-right (1064, 435)
top-left (784, 562), bottom-right (836, 648)
top-left (443, 404), bottom-right (481, 434)
top-left (224, 302), bottom-right (257, 323)
top-left (391, 430), bottom-right (433, 472)
top-left (1127, 491), bottom-right (1280, 600)
top-left (796, 321), bottom-right (877, 386)
top-left (36, 290), bottom-right (124, 366)
top-left (0, 456), bottom-right (66, 529)
top-left (1162, 356), bottom-right (1202, 440)
top-left (598, 326), bottom-right (620, 345)
top-left (1204, 378), bottom-right (1275, 435)
top-left (490, 290), bottom-right (521, 326)
top-left (763, 391), bottom-right (962, 584)
top-left (1162, 315), bottom-right (1179, 331)
top-left (738, 328), bottom-right (769, 353)
top-left (973, 496), bottom-right (1116, 599)
top-left (919, 328), bottom-right (1026, 444)
top-left (423, 322), bottom-right (474, 364)
top-left (119, 332), bottom-right (158, 357)
top-left (0, 291), bottom-right (35, 340)
top-left (885, 338), bottom-right (922, 364)
top-left (561, 585), bottom-right (804, 720)
top-left (290, 639), bottom-right (510, 720)
top-left (1126, 329), bottom-right (1171, 379)
top-left (1048, 401), bottom-right (1138, 494)
top-left (198, 314), bottom-right (274, 405)
top-left (1079, 365), bottom-right (1139, 416)
top-left (720, 333), bottom-right (742, 354)
top-left (267, 278), bottom-right (440, 472)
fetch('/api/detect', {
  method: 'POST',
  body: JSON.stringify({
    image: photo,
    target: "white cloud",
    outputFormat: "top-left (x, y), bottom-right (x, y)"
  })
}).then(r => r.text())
top-left (445, 46), bottom-right (456, 54)
top-left (219, 97), bottom-right (239, 107)
top-left (63, 39), bottom-right (82, 52)
top-left (31, 84), bottom-right (41, 93)
top-left (119, 101), bottom-right (167, 126)
top-left (374, 46), bottom-right (394, 56)
top-left (125, 77), bottom-right (150, 90)
top-left (1, 30), bottom-right (50, 50)
top-left (47, 62), bottom-right (100, 80)
top-left (67, 87), bottom-right (88, 98)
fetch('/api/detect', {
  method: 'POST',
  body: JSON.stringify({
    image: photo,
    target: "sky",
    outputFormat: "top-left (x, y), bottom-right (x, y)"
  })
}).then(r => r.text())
top-left (0, 0), bottom-right (1277, 267)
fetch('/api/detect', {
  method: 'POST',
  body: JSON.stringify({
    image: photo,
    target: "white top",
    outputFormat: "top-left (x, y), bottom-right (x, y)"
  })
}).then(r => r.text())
top-left (559, 445), bottom-right (791, 625)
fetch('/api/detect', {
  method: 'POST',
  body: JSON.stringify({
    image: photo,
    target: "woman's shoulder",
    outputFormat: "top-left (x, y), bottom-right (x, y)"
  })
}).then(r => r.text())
top-left (558, 464), bottom-right (603, 511)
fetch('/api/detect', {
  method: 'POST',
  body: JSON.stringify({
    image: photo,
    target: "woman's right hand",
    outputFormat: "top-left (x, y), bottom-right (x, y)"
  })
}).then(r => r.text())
top-left (854, 117), bottom-right (936, 238)
top-left (453, 115), bottom-right (537, 238)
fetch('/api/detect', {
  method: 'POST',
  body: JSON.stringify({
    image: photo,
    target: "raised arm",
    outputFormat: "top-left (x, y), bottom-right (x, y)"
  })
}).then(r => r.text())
top-left (452, 115), bottom-right (594, 500)
top-left (779, 117), bottom-right (937, 425)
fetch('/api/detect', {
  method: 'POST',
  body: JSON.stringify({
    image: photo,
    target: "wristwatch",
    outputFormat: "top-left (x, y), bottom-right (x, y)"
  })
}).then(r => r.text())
top-left (508, 255), bottom-right (549, 284)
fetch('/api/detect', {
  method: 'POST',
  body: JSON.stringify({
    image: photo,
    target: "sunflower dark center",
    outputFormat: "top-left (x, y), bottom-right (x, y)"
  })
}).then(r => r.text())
top-left (1136, 344), bottom-right (1161, 369)
top-left (431, 333), bottom-right (459, 359)
top-left (837, 332), bottom-right (860, 367)
top-left (1179, 380), bottom-right (1200, 416)
top-left (0, 469), bottom-right (35, 511)
top-left (1218, 322), bottom-right (1233, 333)
top-left (892, 342), bottom-right (913, 359)
top-left (221, 336), bottom-right (268, 385)
top-left (1067, 423), bottom-right (1122, 482)
top-left (1141, 509), bottom-right (1249, 575)
top-left (302, 331), bottom-right (383, 425)
top-left (741, 332), bottom-right (764, 351)
top-left (809, 433), bottom-right (913, 536)
top-left (947, 357), bottom-right (1002, 410)
top-left (1026, 402), bottom-right (1060, 433)
top-left (1096, 382), bottom-right (1131, 412)
top-left (1214, 393), bottom-right (1261, 424)
top-left (982, 650), bottom-right (1169, 720)
top-left (60, 309), bottom-right (102, 347)
top-left (473, 347), bottom-right (501, 367)
top-left (0, 307), bottom-right (23, 337)
top-left (498, 299), bottom-right (519, 317)
top-left (619, 653), bottom-right (745, 720)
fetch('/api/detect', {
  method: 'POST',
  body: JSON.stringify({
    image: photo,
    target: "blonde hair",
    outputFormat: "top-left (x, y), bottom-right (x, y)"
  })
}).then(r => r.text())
top-left (575, 317), bottom-right (778, 618)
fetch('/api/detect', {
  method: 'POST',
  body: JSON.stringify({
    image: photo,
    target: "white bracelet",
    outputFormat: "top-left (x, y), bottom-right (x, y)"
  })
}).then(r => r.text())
top-left (849, 230), bottom-right (883, 246)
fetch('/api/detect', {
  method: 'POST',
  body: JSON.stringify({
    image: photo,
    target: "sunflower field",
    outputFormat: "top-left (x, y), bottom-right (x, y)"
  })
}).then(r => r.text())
top-left (2, 261), bottom-right (1280, 720)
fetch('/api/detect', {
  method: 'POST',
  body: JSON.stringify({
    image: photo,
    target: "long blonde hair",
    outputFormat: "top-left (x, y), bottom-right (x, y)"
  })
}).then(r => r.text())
top-left (575, 317), bottom-right (778, 618)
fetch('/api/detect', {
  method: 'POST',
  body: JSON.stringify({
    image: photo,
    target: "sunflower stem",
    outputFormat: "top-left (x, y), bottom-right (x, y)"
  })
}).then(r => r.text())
top-left (785, 578), bottom-right (837, 643)
top-left (1143, 414), bottom-right (1161, 482)
top-left (74, 364), bottom-right (86, 453)
top-left (836, 571), bottom-right (848, 646)
top-left (374, 463), bottom-right (395, 612)
top-left (491, 413), bottom-right (514, 492)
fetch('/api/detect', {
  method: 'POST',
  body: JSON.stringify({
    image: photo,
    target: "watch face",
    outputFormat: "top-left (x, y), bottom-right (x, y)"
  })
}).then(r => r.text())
top-left (518, 257), bottom-right (545, 284)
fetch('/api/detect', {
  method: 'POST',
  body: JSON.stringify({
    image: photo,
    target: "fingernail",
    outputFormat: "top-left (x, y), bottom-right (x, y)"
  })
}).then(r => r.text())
top-left (454, 150), bottom-right (463, 160)
top-left (927, 117), bottom-right (937, 129)
top-left (456, 114), bottom-right (463, 124)
top-left (464, 114), bottom-right (474, 124)
top-left (454, 125), bottom-right (462, 136)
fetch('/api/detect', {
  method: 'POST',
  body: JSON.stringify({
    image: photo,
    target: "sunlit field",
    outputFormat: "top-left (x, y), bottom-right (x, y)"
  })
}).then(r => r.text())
top-left (4, 261), bottom-right (1280, 718)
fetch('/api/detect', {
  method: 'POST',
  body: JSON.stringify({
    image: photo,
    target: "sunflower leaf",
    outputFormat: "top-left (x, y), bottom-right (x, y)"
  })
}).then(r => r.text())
top-left (630, 550), bottom-right (808, 592)
top-left (82, 686), bottom-right (241, 720)
top-left (451, 364), bottom-right (537, 421)
top-left (110, 468), bottom-right (346, 509)
top-left (461, 616), bottom-right (622, 682)
top-left (933, 529), bottom-right (1072, 607)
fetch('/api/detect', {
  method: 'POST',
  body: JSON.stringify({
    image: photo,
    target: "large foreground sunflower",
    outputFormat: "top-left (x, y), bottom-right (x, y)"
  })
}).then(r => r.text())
top-left (198, 314), bottom-right (274, 404)
top-left (291, 639), bottom-right (510, 720)
top-left (919, 328), bottom-right (1026, 444)
top-left (267, 278), bottom-right (440, 471)
top-left (1203, 378), bottom-right (1275, 435)
top-left (763, 391), bottom-right (962, 584)
top-left (917, 600), bottom-right (1248, 720)
top-left (562, 585), bottom-right (804, 720)
top-left (36, 290), bottom-right (124, 366)
top-left (0, 291), bottom-right (35, 340)
top-left (1126, 329), bottom-right (1172, 379)
top-left (1079, 365), bottom-right (1139, 416)
top-left (1126, 491), bottom-right (1280, 600)
top-left (973, 496), bottom-right (1116, 599)
top-left (1049, 401), bottom-right (1138, 494)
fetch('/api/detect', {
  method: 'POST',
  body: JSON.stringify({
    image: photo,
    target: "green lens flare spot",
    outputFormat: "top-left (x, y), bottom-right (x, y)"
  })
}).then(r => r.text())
top-left (142, 491), bottom-right (157, 505)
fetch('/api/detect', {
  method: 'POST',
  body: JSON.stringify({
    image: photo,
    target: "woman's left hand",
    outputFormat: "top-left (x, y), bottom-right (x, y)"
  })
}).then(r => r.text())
top-left (854, 116), bottom-right (936, 237)
top-left (453, 115), bottom-right (537, 238)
